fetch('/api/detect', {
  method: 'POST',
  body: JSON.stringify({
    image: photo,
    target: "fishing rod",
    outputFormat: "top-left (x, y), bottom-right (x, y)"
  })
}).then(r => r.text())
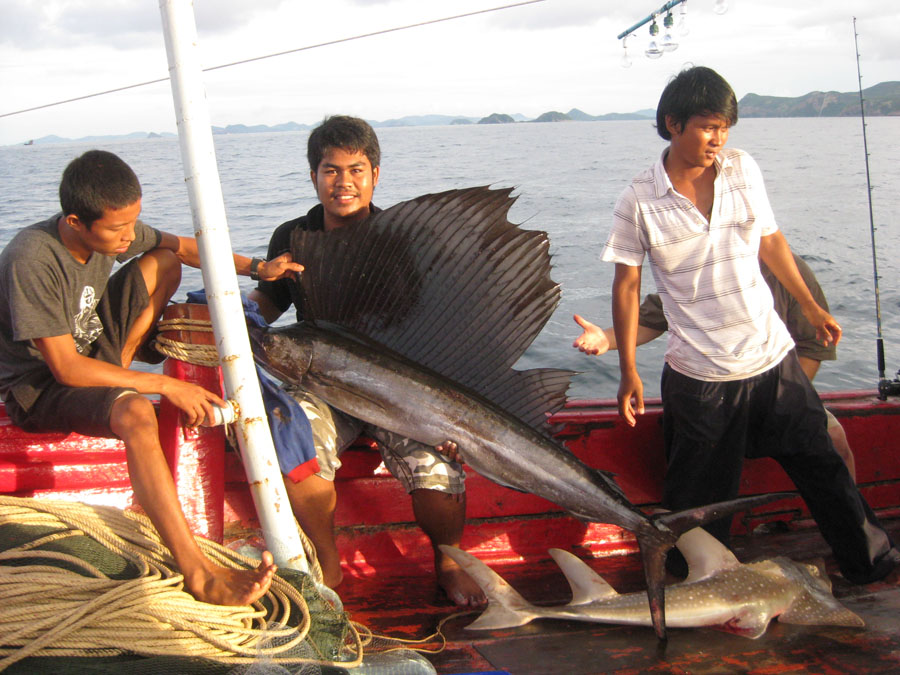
top-left (853, 17), bottom-right (900, 400)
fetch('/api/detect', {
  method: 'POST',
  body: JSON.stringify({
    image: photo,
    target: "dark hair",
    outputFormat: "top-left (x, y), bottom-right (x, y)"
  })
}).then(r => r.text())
top-left (59, 150), bottom-right (142, 226)
top-left (656, 66), bottom-right (738, 140)
top-left (307, 115), bottom-right (381, 173)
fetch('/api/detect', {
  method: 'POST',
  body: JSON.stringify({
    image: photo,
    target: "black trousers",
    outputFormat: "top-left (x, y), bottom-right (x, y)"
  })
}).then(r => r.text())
top-left (661, 352), bottom-right (899, 584)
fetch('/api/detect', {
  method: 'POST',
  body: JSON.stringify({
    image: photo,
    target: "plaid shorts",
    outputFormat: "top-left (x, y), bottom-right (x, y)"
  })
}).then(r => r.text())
top-left (286, 386), bottom-right (466, 494)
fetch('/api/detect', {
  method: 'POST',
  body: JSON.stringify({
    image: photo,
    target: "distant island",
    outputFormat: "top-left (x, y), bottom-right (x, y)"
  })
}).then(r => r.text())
top-left (15, 81), bottom-right (899, 146)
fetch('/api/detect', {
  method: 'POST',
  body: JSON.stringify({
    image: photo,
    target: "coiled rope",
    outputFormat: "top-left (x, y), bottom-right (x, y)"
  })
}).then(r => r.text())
top-left (152, 316), bottom-right (220, 367)
top-left (0, 319), bottom-right (455, 670)
top-left (0, 496), bottom-right (364, 671)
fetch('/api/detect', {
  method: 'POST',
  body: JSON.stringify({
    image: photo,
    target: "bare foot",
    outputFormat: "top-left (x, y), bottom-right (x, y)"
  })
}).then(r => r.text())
top-left (320, 557), bottom-right (344, 589)
top-left (184, 551), bottom-right (277, 605)
top-left (438, 559), bottom-right (486, 607)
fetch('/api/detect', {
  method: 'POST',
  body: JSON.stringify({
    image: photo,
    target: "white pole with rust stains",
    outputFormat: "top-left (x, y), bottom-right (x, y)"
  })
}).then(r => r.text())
top-left (158, 0), bottom-right (308, 573)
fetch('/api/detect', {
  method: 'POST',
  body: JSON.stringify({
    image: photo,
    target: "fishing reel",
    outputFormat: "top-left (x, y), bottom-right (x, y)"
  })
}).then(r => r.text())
top-left (878, 369), bottom-right (900, 400)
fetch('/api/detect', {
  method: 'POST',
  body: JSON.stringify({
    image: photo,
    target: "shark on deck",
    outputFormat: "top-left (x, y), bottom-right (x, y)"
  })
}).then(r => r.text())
top-left (440, 527), bottom-right (865, 639)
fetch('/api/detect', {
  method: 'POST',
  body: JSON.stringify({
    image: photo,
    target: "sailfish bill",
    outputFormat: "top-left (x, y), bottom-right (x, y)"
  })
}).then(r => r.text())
top-left (250, 186), bottom-right (793, 640)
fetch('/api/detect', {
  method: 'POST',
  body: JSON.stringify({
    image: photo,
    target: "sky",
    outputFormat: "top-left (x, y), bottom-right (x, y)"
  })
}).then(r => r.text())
top-left (1, 0), bottom-right (899, 146)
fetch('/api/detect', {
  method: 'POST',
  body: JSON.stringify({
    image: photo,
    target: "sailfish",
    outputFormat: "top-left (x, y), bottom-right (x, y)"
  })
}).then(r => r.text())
top-left (250, 186), bottom-right (790, 640)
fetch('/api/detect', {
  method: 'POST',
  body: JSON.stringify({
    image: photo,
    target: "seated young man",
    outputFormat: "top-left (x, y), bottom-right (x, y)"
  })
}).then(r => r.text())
top-left (249, 115), bottom-right (485, 607)
top-left (0, 149), bottom-right (301, 605)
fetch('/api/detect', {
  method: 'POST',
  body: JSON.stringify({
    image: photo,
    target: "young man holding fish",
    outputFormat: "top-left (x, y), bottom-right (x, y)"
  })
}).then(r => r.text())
top-left (0, 149), bottom-right (303, 606)
top-left (249, 115), bottom-right (485, 607)
top-left (594, 66), bottom-right (899, 583)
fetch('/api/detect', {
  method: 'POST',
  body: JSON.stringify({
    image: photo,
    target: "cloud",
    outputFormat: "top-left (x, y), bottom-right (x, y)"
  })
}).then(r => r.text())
top-left (485, 1), bottom-right (632, 31)
top-left (0, 0), bottom-right (285, 49)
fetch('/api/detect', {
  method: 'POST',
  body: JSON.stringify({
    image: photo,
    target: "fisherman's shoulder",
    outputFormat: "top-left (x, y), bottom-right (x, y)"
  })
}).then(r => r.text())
top-left (621, 158), bottom-right (665, 204)
top-left (1, 215), bottom-right (63, 260)
top-left (718, 147), bottom-right (762, 177)
top-left (274, 204), bottom-right (325, 234)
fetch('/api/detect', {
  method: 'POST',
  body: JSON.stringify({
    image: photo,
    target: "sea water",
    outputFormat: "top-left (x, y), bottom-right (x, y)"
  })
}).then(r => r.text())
top-left (1, 117), bottom-right (899, 399)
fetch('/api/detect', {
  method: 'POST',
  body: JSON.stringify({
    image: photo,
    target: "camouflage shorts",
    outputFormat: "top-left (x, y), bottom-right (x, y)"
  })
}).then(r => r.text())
top-left (286, 386), bottom-right (465, 494)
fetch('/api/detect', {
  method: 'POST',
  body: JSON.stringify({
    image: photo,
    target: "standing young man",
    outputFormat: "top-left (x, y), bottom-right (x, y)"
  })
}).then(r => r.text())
top-left (0, 149), bottom-right (302, 605)
top-left (598, 66), bottom-right (899, 583)
top-left (249, 115), bottom-right (484, 607)
top-left (572, 253), bottom-right (857, 479)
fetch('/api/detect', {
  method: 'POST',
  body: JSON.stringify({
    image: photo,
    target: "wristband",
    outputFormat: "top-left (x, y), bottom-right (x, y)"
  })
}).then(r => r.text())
top-left (249, 257), bottom-right (264, 281)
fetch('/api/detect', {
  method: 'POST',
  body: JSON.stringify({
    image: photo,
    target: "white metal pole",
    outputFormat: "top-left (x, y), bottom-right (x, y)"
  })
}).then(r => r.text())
top-left (158, 0), bottom-right (308, 573)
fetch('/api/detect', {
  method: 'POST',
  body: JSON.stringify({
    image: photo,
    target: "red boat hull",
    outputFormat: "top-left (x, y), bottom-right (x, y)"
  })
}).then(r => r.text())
top-left (2, 356), bottom-right (898, 579)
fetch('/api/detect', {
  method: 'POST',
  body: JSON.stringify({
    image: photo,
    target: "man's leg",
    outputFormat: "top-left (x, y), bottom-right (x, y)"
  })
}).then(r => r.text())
top-left (661, 365), bottom-right (751, 577)
top-left (763, 355), bottom-right (899, 584)
top-left (278, 389), bottom-right (359, 589)
top-left (366, 427), bottom-right (485, 606)
top-left (112, 393), bottom-right (276, 604)
top-left (409, 487), bottom-right (485, 606)
top-left (661, 366), bottom-right (749, 542)
top-left (825, 409), bottom-right (856, 482)
top-left (283, 475), bottom-right (342, 588)
top-left (124, 248), bottom-right (181, 366)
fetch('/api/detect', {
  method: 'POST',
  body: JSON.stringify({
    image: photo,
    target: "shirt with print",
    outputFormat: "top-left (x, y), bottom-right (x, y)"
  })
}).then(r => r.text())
top-left (0, 214), bottom-right (162, 408)
top-left (601, 147), bottom-right (794, 381)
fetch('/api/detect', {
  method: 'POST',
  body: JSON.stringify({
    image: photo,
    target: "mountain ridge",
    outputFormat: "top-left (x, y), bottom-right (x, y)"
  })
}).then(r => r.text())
top-left (14, 82), bottom-right (899, 146)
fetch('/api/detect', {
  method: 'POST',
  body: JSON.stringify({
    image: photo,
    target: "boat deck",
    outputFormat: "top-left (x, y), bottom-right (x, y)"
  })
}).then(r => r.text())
top-left (338, 518), bottom-right (900, 675)
top-left (3, 382), bottom-right (900, 673)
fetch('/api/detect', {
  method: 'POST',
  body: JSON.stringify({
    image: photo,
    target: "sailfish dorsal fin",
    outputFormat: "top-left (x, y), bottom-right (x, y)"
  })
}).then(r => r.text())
top-left (290, 186), bottom-right (575, 433)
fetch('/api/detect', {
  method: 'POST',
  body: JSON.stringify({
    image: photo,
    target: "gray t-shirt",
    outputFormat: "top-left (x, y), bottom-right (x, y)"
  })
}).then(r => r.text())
top-left (0, 214), bottom-right (162, 408)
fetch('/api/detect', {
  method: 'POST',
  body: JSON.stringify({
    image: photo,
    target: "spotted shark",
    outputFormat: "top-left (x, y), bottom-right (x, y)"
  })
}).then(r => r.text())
top-left (440, 527), bottom-right (865, 638)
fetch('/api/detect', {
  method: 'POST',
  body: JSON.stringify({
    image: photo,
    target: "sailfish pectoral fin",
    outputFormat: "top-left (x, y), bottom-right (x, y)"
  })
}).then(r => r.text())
top-left (438, 545), bottom-right (538, 630)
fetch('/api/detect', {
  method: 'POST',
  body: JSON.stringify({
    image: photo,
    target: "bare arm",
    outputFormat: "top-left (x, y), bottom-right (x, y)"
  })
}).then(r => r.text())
top-left (157, 233), bottom-right (303, 282)
top-left (611, 263), bottom-right (644, 426)
top-left (758, 231), bottom-right (841, 347)
top-left (247, 288), bottom-right (285, 325)
top-left (34, 334), bottom-right (226, 427)
top-left (572, 314), bottom-right (663, 355)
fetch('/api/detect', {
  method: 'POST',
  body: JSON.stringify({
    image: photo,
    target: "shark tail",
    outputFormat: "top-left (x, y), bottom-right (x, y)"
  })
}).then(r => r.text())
top-left (438, 545), bottom-right (539, 630)
top-left (637, 490), bottom-right (796, 641)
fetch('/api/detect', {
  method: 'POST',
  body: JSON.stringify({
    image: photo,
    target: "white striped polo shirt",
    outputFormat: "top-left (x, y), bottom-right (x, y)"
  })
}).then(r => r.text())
top-left (601, 147), bottom-right (794, 381)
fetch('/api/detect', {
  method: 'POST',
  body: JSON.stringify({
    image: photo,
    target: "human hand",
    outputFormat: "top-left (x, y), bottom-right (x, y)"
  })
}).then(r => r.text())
top-left (162, 378), bottom-right (227, 428)
top-left (258, 253), bottom-right (304, 282)
top-left (436, 440), bottom-right (462, 463)
top-left (617, 370), bottom-right (644, 427)
top-left (803, 305), bottom-right (842, 347)
top-left (572, 314), bottom-right (611, 355)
